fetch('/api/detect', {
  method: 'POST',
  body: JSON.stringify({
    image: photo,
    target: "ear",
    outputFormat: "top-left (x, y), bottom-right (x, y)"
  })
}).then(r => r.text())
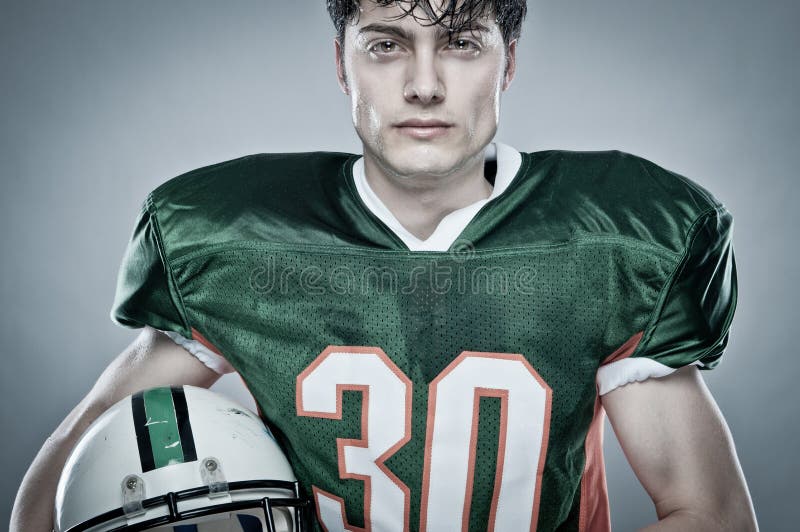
top-left (502, 39), bottom-right (517, 91)
top-left (334, 39), bottom-right (350, 95)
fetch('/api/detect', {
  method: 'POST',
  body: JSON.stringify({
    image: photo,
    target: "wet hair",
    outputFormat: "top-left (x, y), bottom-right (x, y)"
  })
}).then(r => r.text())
top-left (326, 0), bottom-right (528, 48)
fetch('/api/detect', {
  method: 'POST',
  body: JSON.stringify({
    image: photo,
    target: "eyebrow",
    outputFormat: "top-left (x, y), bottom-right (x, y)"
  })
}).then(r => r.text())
top-left (359, 23), bottom-right (413, 41)
top-left (358, 22), bottom-right (490, 41)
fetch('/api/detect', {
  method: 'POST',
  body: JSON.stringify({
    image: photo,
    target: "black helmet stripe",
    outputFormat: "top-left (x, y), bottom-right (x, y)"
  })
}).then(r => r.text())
top-left (172, 386), bottom-right (197, 463)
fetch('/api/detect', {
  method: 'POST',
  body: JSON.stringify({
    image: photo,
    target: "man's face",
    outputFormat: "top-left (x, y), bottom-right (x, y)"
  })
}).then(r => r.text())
top-left (336, 1), bottom-right (516, 180)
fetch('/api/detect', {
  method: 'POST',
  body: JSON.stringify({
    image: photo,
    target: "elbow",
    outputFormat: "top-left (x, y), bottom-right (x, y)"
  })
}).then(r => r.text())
top-left (699, 489), bottom-right (759, 532)
top-left (717, 499), bottom-right (758, 532)
top-left (653, 485), bottom-right (758, 531)
top-left (713, 476), bottom-right (759, 532)
top-left (653, 505), bottom-right (757, 532)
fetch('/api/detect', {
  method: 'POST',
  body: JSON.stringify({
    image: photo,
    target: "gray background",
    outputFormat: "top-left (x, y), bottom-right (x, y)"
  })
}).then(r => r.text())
top-left (1, 0), bottom-right (797, 529)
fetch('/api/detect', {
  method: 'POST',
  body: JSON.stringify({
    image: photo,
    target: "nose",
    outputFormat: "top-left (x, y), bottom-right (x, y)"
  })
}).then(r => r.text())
top-left (403, 50), bottom-right (445, 104)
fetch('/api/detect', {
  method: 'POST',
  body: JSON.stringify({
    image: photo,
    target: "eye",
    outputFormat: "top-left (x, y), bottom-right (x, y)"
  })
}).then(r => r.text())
top-left (369, 40), bottom-right (400, 54)
top-left (447, 38), bottom-right (481, 53)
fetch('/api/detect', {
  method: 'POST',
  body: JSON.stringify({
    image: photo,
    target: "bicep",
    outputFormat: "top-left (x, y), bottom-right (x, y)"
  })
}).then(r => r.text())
top-left (88, 326), bottom-right (221, 410)
top-left (602, 365), bottom-right (753, 528)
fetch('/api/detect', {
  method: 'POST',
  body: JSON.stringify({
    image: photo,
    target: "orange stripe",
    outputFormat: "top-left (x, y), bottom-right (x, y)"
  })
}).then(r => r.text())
top-left (578, 333), bottom-right (645, 531)
top-left (578, 397), bottom-right (611, 532)
top-left (601, 331), bottom-right (643, 365)
top-left (189, 328), bottom-right (251, 414)
top-left (190, 327), bottom-right (223, 355)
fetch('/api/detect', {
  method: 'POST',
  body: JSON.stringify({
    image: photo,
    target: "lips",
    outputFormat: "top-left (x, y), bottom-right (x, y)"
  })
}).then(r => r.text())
top-left (394, 119), bottom-right (453, 140)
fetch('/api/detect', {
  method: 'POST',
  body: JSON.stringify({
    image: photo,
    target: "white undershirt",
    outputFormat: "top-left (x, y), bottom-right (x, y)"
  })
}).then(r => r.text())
top-left (351, 142), bottom-right (522, 251)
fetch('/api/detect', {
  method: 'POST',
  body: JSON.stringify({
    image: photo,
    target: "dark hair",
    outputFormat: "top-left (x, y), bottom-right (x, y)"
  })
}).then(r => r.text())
top-left (326, 0), bottom-right (528, 48)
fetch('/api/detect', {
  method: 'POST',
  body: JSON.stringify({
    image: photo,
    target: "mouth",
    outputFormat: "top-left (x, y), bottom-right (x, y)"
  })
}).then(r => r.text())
top-left (394, 119), bottom-right (453, 140)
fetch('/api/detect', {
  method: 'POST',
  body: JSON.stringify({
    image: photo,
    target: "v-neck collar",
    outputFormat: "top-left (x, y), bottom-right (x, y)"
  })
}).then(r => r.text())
top-left (349, 142), bottom-right (523, 252)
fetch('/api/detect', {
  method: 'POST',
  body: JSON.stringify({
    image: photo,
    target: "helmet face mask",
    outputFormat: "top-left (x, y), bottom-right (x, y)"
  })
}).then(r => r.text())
top-left (55, 386), bottom-right (311, 532)
top-left (68, 479), bottom-right (306, 532)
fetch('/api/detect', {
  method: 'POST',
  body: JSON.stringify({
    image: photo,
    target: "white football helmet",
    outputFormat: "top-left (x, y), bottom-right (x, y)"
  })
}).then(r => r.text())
top-left (54, 385), bottom-right (310, 531)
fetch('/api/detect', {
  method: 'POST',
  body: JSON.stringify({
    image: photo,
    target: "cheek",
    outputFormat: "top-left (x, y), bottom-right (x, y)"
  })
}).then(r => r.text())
top-left (348, 64), bottom-right (383, 129)
top-left (353, 92), bottom-right (381, 136)
top-left (351, 85), bottom-right (383, 139)
top-left (462, 72), bottom-right (503, 131)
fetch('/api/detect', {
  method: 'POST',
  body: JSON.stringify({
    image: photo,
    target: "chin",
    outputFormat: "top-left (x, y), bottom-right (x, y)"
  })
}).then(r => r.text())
top-left (387, 155), bottom-right (461, 179)
top-left (381, 144), bottom-right (466, 178)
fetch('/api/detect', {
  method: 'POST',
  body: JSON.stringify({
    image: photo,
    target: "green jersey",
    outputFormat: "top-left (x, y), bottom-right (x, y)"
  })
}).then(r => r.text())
top-left (111, 149), bottom-right (736, 531)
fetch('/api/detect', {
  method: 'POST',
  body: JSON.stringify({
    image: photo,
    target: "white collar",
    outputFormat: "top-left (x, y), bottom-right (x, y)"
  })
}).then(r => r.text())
top-left (352, 142), bottom-right (522, 251)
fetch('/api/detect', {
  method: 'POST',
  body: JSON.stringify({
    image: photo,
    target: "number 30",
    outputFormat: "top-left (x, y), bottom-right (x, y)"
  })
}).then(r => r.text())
top-left (296, 347), bottom-right (552, 532)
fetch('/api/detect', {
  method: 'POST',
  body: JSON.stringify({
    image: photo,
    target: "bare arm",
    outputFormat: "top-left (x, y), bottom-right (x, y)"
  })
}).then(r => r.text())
top-left (602, 365), bottom-right (757, 531)
top-left (9, 326), bottom-right (221, 532)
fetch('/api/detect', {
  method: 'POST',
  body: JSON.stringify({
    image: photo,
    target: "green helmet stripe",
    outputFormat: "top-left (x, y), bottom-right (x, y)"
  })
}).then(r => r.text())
top-left (142, 387), bottom-right (185, 468)
top-left (132, 386), bottom-right (197, 471)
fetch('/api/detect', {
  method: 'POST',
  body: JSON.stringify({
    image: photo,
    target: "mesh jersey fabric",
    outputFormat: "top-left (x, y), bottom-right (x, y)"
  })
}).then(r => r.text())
top-left (155, 142), bottom-right (521, 374)
top-left (110, 149), bottom-right (737, 532)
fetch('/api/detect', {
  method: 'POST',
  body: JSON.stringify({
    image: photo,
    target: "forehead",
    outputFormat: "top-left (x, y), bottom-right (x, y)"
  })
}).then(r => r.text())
top-left (351, 0), bottom-right (498, 35)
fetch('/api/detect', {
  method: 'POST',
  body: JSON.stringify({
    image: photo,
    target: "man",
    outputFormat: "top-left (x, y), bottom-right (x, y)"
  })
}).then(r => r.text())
top-left (12, 1), bottom-right (758, 530)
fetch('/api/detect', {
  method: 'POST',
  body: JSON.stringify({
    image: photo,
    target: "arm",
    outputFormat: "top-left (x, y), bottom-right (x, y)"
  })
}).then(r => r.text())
top-left (602, 365), bottom-right (757, 531)
top-left (9, 326), bottom-right (221, 532)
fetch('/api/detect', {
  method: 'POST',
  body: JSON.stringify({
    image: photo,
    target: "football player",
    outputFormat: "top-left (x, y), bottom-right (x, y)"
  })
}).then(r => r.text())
top-left (12, 1), bottom-right (758, 531)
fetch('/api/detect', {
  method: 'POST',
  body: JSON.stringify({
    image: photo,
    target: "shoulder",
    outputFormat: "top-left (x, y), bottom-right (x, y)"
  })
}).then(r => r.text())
top-left (140, 151), bottom-right (357, 259)
top-left (149, 151), bottom-right (354, 209)
top-left (522, 149), bottom-right (731, 253)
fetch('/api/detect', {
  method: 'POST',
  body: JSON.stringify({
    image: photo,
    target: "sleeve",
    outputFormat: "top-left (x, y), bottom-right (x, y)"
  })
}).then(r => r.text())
top-left (597, 206), bottom-right (738, 395)
top-left (109, 195), bottom-right (192, 338)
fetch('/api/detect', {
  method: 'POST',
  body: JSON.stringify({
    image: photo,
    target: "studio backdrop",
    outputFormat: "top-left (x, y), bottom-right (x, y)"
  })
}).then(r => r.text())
top-left (1, 1), bottom-right (797, 529)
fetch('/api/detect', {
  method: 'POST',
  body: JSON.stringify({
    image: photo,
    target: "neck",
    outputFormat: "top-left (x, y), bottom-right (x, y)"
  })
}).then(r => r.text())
top-left (362, 149), bottom-right (493, 241)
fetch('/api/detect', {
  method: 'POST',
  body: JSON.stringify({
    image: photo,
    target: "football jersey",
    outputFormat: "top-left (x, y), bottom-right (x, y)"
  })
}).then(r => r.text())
top-left (110, 148), bottom-right (736, 532)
